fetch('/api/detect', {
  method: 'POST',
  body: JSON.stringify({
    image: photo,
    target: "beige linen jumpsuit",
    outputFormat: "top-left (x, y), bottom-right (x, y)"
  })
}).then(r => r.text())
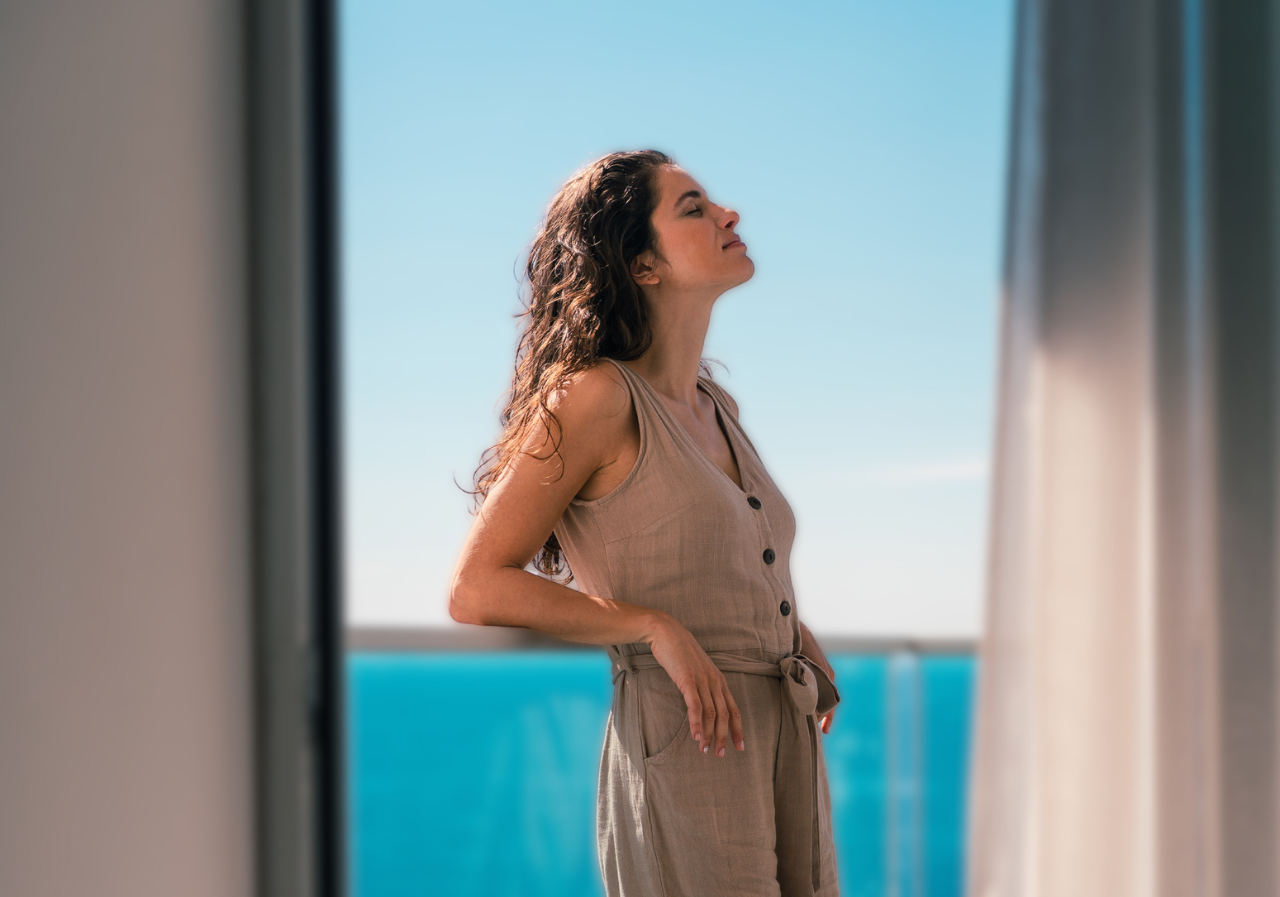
top-left (553, 357), bottom-right (842, 897)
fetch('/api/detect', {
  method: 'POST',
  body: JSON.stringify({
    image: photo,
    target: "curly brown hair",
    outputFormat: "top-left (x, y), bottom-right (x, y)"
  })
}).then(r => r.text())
top-left (468, 149), bottom-right (715, 581)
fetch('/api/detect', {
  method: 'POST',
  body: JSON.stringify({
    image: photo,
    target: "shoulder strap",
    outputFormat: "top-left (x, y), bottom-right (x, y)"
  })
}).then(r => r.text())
top-left (698, 376), bottom-right (762, 456)
top-left (698, 376), bottom-right (738, 421)
top-left (598, 357), bottom-right (680, 457)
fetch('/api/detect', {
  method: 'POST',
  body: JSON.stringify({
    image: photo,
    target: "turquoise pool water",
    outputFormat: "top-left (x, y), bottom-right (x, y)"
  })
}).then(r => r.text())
top-left (349, 652), bottom-right (975, 897)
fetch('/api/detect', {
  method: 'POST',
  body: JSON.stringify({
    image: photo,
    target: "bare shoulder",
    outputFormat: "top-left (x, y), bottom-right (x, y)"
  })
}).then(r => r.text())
top-left (534, 360), bottom-right (637, 467)
top-left (547, 360), bottom-right (633, 426)
top-left (543, 360), bottom-right (640, 500)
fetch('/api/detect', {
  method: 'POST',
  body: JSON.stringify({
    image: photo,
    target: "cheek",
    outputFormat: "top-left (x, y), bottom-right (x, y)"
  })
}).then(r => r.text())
top-left (659, 224), bottom-right (720, 280)
top-left (660, 235), bottom-right (697, 270)
top-left (679, 244), bottom-right (722, 279)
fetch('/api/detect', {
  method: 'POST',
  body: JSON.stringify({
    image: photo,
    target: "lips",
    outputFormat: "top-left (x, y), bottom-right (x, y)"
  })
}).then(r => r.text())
top-left (723, 236), bottom-right (744, 249)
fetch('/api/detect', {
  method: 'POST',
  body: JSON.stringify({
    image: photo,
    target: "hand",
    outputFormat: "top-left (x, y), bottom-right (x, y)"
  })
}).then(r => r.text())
top-left (647, 615), bottom-right (746, 758)
top-left (818, 706), bottom-right (836, 734)
top-left (810, 655), bottom-right (836, 734)
top-left (799, 622), bottom-right (836, 734)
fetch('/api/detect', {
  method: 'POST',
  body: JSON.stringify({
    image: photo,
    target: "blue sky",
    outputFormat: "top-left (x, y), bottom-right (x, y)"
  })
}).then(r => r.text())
top-left (341, 0), bottom-right (1014, 636)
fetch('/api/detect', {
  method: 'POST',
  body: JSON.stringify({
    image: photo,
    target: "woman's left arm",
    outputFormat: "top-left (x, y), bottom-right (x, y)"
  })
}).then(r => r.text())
top-left (799, 621), bottom-right (838, 734)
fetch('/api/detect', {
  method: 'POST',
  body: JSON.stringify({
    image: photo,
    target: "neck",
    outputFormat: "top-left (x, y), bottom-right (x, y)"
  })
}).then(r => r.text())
top-left (623, 286), bottom-right (718, 407)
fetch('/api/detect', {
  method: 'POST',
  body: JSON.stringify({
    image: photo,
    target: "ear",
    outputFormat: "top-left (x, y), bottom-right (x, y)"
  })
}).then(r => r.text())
top-left (630, 250), bottom-right (660, 286)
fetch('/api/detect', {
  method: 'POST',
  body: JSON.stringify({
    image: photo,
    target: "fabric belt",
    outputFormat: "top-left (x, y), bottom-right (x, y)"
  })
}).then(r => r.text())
top-left (610, 649), bottom-right (841, 896)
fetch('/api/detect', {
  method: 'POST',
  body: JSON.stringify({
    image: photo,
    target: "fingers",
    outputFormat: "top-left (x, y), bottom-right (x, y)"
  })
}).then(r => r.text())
top-left (685, 691), bottom-right (704, 745)
top-left (684, 683), bottom-right (715, 753)
top-left (652, 623), bottom-right (750, 759)
top-left (726, 690), bottom-right (745, 751)
top-left (710, 687), bottom-right (731, 757)
top-left (683, 673), bottom-right (745, 758)
top-left (709, 673), bottom-right (745, 753)
top-left (699, 682), bottom-right (716, 755)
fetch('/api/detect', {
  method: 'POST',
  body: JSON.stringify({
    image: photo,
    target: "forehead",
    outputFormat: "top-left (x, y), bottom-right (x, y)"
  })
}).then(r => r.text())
top-left (654, 165), bottom-right (705, 208)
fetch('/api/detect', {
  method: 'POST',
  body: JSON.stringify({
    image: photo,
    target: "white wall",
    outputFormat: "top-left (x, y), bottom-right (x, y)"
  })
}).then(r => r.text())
top-left (0, 3), bottom-right (254, 896)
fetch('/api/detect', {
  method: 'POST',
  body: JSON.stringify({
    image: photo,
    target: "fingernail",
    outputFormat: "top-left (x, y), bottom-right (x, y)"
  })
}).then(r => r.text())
top-left (737, 740), bottom-right (745, 751)
top-left (702, 744), bottom-right (709, 753)
top-left (694, 732), bottom-right (701, 741)
top-left (717, 747), bottom-right (725, 757)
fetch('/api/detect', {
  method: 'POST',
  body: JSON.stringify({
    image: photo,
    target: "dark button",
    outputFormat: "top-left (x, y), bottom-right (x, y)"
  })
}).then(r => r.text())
top-left (747, 496), bottom-right (762, 510)
top-left (763, 548), bottom-right (776, 565)
top-left (780, 600), bottom-right (791, 616)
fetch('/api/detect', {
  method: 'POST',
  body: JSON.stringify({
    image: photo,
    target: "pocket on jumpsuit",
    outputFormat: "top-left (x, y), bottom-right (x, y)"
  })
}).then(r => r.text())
top-left (636, 668), bottom-right (737, 893)
top-left (638, 669), bottom-right (696, 766)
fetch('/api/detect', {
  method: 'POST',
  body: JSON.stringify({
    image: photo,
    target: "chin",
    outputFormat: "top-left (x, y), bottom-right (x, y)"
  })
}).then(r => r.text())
top-left (713, 258), bottom-right (755, 294)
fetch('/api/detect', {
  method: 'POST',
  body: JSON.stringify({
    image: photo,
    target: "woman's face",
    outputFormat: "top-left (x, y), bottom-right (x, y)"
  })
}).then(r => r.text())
top-left (634, 165), bottom-right (754, 295)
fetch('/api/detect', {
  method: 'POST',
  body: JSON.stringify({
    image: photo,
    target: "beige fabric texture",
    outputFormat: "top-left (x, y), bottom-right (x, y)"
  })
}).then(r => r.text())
top-left (553, 357), bottom-right (842, 897)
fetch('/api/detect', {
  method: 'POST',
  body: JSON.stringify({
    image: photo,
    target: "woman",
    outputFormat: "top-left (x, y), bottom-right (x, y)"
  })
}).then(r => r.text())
top-left (450, 149), bottom-right (841, 897)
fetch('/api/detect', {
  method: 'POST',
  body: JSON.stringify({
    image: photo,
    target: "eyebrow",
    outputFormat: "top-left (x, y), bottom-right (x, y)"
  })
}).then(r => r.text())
top-left (674, 189), bottom-right (702, 208)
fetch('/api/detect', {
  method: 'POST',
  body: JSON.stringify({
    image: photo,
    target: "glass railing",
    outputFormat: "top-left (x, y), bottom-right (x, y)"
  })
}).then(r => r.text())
top-left (348, 643), bottom-right (976, 897)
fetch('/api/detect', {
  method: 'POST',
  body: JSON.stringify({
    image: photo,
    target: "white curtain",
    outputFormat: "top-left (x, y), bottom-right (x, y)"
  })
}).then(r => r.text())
top-left (967, 1), bottom-right (1279, 895)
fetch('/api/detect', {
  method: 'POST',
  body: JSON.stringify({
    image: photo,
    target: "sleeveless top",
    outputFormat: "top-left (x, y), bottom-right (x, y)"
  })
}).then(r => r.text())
top-left (552, 357), bottom-right (803, 662)
top-left (556, 358), bottom-right (841, 897)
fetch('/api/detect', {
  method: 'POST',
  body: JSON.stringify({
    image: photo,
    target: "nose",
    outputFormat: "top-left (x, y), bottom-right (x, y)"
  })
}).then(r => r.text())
top-left (720, 205), bottom-right (739, 230)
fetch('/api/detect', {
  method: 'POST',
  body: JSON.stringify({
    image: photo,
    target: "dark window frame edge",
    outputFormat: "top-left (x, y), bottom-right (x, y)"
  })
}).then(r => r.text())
top-left (245, 1), bottom-right (345, 895)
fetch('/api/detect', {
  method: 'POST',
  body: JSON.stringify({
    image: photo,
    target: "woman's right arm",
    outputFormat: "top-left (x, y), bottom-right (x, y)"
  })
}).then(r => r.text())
top-left (448, 364), bottom-right (746, 757)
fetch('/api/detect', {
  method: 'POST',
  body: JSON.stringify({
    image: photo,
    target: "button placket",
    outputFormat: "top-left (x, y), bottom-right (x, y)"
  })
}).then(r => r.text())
top-left (748, 495), bottom-right (792, 624)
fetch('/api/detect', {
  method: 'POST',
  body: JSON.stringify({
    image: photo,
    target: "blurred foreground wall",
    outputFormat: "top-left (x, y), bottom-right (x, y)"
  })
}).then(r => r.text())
top-left (969, 1), bottom-right (1280, 896)
top-left (0, 4), bottom-right (254, 896)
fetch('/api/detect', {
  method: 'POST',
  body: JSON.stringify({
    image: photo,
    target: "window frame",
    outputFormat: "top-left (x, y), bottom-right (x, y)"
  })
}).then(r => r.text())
top-left (246, 1), bottom-right (345, 895)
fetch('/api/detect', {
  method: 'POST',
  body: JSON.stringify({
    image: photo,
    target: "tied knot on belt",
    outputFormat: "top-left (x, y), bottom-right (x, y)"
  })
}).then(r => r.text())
top-left (610, 648), bottom-right (841, 896)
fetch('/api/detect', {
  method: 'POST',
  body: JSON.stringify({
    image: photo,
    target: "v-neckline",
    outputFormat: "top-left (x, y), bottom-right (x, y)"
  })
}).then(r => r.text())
top-left (613, 360), bottom-right (748, 495)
